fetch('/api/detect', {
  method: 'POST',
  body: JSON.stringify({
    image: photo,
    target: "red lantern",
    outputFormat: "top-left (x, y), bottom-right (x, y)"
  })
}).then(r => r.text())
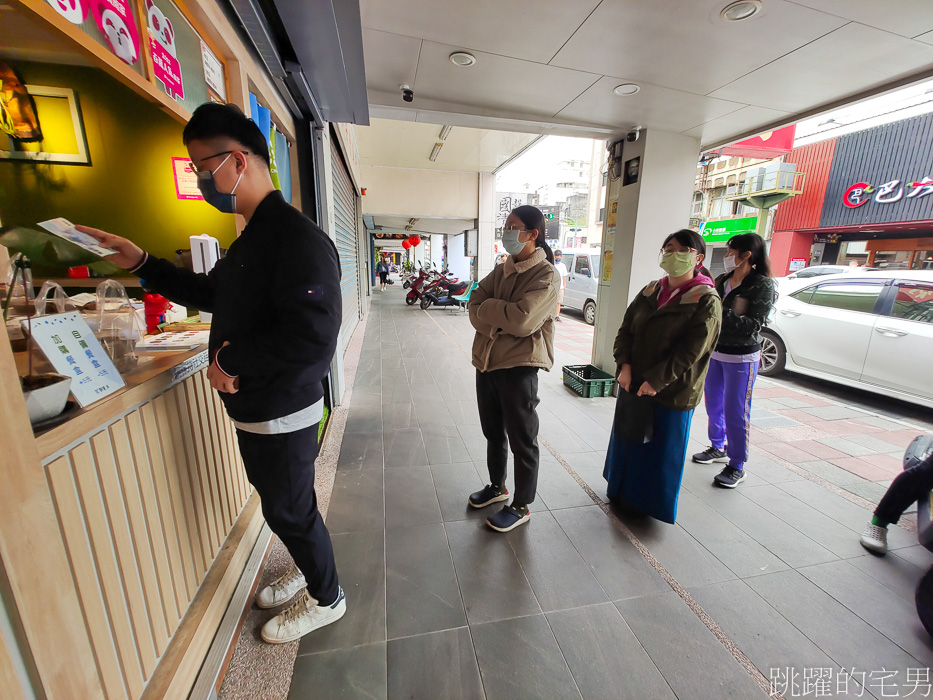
top-left (410, 235), bottom-right (421, 247)
top-left (402, 240), bottom-right (412, 249)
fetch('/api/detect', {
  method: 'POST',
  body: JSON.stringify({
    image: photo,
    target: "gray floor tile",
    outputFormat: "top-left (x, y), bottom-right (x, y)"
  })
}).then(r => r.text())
top-left (387, 628), bottom-right (483, 700)
top-left (616, 590), bottom-right (768, 699)
top-left (384, 466), bottom-right (443, 529)
top-left (802, 406), bottom-right (865, 420)
top-left (776, 480), bottom-right (916, 550)
top-left (298, 530), bottom-right (386, 655)
top-left (675, 493), bottom-right (790, 579)
top-left (890, 545), bottom-right (933, 569)
top-left (431, 463), bottom-right (489, 523)
top-left (326, 470), bottom-right (384, 534)
top-left (289, 642), bottom-right (386, 700)
top-left (621, 515), bottom-right (738, 589)
top-left (744, 451), bottom-right (804, 484)
top-left (471, 614), bottom-right (581, 700)
top-left (445, 519), bottom-right (541, 625)
top-left (816, 437), bottom-right (877, 457)
top-left (797, 460), bottom-right (866, 487)
top-left (547, 603), bottom-right (675, 700)
top-left (685, 485), bottom-right (839, 569)
top-left (551, 506), bottom-right (668, 601)
top-left (505, 510), bottom-right (608, 612)
top-left (533, 457), bottom-right (595, 510)
top-left (846, 553), bottom-right (927, 603)
top-left (422, 430), bottom-right (473, 465)
top-left (742, 484), bottom-right (869, 559)
top-left (385, 523), bottom-right (466, 639)
top-left (746, 570), bottom-right (921, 676)
top-left (844, 433), bottom-right (904, 454)
top-left (384, 428), bottom-right (429, 469)
top-left (345, 405), bottom-right (383, 435)
top-left (689, 579), bottom-right (858, 698)
top-left (383, 403), bottom-right (417, 430)
top-left (337, 433), bottom-right (385, 471)
top-left (382, 383), bottom-right (413, 405)
top-left (799, 559), bottom-right (933, 665)
top-left (842, 480), bottom-right (889, 504)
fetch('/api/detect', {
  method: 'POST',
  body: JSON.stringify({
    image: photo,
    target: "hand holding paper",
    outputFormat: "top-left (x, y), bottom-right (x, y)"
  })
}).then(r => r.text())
top-left (72, 224), bottom-right (147, 270)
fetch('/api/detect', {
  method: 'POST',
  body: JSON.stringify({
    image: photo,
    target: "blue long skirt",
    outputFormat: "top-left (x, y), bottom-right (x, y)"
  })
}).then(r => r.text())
top-left (603, 400), bottom-right (695, 524)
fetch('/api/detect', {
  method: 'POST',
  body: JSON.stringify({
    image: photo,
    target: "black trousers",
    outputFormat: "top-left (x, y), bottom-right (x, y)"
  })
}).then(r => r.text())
top-left (876, 456), bottom-right (933, 526)
top-left (237, 424), bottom-right (339, 604)
top-left (476, 366), bottom-right (540, 505)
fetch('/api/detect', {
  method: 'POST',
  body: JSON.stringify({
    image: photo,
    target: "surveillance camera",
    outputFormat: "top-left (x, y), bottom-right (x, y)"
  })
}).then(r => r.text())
top-left (626, 127), bottom-right (642, 143)
top-left (400, 85), bottom-right (414, 102)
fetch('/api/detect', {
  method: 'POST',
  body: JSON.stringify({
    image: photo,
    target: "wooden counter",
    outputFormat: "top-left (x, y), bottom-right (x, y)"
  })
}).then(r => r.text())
top-left (0, 336), bottom-right (262, 699)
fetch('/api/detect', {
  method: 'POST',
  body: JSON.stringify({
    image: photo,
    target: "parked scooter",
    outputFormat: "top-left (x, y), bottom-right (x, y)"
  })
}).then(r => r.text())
top-left (405, 268), bottom-right (433, 305)
top-left (421, 278), bottom-right (470, 309)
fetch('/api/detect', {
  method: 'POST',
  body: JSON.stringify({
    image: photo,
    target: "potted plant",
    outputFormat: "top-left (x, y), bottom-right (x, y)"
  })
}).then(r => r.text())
top-left (1, 226), bottom-right (121, 423)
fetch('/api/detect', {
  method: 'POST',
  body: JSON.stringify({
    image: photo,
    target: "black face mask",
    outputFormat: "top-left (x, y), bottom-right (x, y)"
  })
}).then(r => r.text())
top-left (196, 153), bottom-right (242, 214)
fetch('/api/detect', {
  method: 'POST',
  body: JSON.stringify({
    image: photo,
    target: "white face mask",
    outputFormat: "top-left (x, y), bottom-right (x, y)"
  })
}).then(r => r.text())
top-left (723, 254), bottom-right (738, 273)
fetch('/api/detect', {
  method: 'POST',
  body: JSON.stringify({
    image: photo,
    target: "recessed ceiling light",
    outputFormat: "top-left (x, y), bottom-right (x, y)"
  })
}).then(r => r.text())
top-left (721, 0), bottom-right (761, 21)
top-left (613, 83), bottom-right (640, 96)
top-left (449, 51), bottom-right (476, 67)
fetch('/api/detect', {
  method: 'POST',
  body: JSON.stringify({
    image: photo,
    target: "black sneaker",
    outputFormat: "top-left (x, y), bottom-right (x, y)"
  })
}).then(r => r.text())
top-left (468, 484), bottom-right (510, 509)
top-left (693, 446), bottom-right (729, 464)
top-left (713, 466), bottom-right (746, 488)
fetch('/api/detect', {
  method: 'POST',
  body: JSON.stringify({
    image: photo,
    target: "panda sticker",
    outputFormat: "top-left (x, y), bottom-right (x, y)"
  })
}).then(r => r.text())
top-left (145, 0), bottom-right (184, 100)
top-left (91, 0), bottom-right (140, 67)
top-left (45, 0), bottom-right (89, 25)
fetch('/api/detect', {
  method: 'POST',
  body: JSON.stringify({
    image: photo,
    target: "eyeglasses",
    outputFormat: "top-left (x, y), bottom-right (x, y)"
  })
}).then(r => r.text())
top-left (660, 246), bottom-right (698, 254)
top-left (188, 150), bottom-right (249, 175)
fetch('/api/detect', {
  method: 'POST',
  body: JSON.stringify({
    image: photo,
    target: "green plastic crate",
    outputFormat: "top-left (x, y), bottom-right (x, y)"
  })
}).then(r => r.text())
top-left (562, 364), bottom-right (615, 398)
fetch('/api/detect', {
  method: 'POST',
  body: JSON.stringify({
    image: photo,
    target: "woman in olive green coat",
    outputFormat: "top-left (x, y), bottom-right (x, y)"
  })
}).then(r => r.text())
top-left (603, 229), bottom-right (722, 523)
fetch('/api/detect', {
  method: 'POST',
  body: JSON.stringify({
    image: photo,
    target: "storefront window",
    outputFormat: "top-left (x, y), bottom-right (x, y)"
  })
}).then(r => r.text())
top-left (872, 250), bottom-right (912, 269)
top-left (912, 250), bottom-right (933, 270)
top-left (891, 283), bottom-right (933, 324)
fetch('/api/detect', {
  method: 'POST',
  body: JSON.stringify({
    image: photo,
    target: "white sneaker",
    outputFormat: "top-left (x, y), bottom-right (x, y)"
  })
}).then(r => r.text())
top-left (261, 587), bottom-right (347, 644)
top-left (255, 564), bottom-right (309, 609)
top-left (860, 522), bottom-right (888, 555)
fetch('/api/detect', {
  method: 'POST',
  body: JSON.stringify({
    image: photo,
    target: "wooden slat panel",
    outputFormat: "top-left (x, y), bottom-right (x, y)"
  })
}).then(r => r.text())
top-left (190, 374), bottom-right (230, 535)
top-left (152, 395), bottom-right (202, 594)
top-left (212, 388), bottom-right (244, 512)
top-left (110, 419), bottom-right (170, 656)
top-left (163, 389), bottom-right (210, 576)
top-left (127, 410), bottom-right (181, 632)
top-left (71, 442), bottom-right (145, 697)
top-left (0, 627), bottom-right (27, 700)
top-left (89, 431), bottom-right (158, 680)
top-left (174, 383), bottom-right (219, 562)
top-left (47, 456), bottom-right (125, 700)
top-left (197, 372), bottom-right (237, 530)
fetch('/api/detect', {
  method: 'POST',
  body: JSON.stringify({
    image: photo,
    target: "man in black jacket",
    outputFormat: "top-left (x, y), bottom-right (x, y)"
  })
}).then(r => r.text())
top-left (78, 103), bottom-right (345, 644)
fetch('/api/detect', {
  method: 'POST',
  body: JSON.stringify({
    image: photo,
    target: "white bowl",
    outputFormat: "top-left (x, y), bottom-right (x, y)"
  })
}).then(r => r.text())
top-left (23, 374), bottom-right (73, 424)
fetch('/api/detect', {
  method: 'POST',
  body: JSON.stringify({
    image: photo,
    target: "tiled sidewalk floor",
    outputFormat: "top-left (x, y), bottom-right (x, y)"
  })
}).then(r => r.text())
top-left (285, 285), bottom-right (933, 700)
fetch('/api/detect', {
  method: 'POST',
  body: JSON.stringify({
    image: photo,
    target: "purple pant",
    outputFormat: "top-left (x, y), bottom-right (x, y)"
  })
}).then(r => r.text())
top-left (704, 358), bottom-right (758, 470)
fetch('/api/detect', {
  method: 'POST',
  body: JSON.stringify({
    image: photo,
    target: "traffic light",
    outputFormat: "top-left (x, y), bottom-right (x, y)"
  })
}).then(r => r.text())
top-left (545, 213), bottom-right (555, 219)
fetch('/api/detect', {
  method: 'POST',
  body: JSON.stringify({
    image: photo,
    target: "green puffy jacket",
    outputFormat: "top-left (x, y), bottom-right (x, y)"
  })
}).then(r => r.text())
top-left (714, 271), bottom-right (778, 355)
top-left (613, 280), bottom-right (722, 411)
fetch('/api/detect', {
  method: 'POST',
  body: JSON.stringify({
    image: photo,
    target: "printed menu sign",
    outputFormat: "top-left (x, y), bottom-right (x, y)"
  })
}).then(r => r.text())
top-left (172, 157), bottom-right (203, 200)
top-left (26, 312), bottom-right (125, 407)
top-left (200, 40), bottom-right (226, 100)
top-left (146, 0), bottom-right (185, 100)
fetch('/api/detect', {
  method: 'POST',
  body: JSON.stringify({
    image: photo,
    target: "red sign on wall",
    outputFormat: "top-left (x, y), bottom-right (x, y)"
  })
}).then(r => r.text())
top-left (721, 125), bottom-right (796, 159)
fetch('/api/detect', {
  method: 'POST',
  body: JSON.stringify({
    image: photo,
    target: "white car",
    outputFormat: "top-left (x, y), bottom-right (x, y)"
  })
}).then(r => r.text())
top-left (760, 270), bottom-right (933, 408)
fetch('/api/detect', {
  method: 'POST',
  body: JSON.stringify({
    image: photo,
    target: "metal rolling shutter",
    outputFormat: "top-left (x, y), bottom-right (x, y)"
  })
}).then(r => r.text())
top-left (332, 147), bottom-right (360, 349)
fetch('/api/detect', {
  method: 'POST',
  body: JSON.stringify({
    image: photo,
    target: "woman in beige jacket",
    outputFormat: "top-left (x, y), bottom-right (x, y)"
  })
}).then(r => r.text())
top-left (467, 205), bottom-right (560, 532)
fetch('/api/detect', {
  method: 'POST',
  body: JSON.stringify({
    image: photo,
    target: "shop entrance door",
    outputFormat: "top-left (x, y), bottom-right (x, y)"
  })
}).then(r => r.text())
top-left (332, 145), bottom-right (361, 350)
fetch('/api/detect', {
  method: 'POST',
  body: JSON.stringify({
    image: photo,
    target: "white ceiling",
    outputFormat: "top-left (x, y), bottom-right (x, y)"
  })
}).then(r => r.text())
top-left (355, 118), bottom-right (539, 172)
top-left (359, 0), bottom-right (933, 148)
top-left (369, 216), bottom-right (475, 236)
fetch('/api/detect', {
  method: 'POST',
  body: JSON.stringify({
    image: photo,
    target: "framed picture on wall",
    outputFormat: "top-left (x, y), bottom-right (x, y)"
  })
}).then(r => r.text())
top-left (0, 86), bottom-right (90, 165)
top-left (623, 156), bottom-right (639, 186)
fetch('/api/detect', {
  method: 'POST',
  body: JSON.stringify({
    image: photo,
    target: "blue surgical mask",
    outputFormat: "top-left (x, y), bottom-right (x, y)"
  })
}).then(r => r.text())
top-left (197, 153), bottom-right (242, 214)
top-left (501, 228), bottom-right (528, 256)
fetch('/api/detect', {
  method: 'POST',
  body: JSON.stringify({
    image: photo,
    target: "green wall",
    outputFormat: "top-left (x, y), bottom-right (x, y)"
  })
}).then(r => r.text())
top-left (0, 61), bottom-right (237, 273)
